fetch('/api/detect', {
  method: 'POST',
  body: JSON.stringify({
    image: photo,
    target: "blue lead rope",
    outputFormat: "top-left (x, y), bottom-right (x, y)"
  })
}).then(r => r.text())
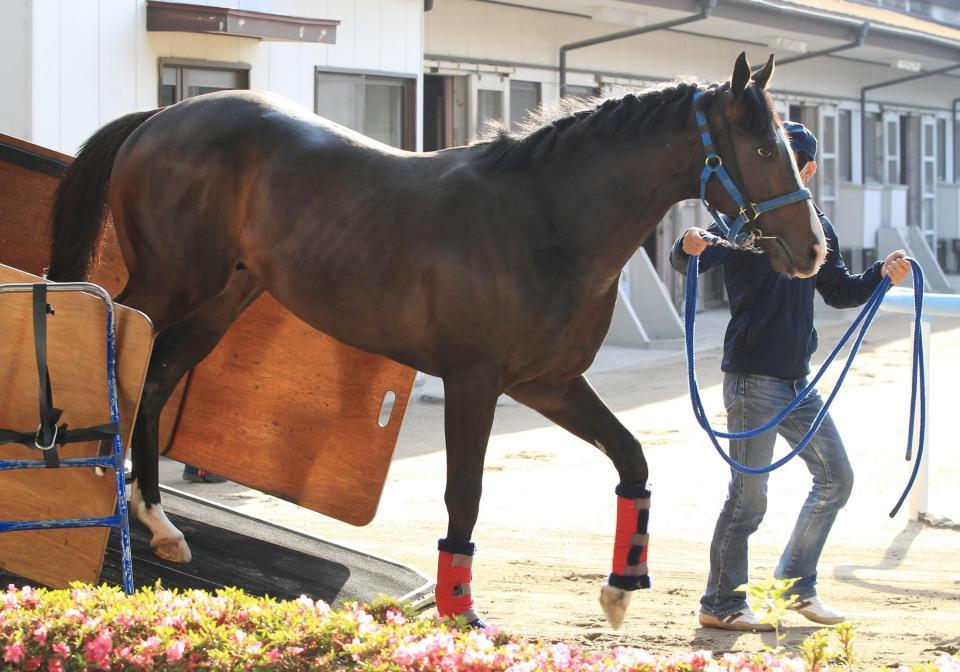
top-left (684, 251), bottom-right (926, 518)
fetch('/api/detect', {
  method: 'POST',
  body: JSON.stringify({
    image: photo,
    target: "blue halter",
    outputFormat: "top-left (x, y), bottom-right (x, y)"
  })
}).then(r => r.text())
top-left (694, 89), bottom-right (812, 244)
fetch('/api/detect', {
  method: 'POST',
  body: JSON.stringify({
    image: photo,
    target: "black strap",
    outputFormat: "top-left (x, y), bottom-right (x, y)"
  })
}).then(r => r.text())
top-left (33, 284), bottom-right (61, 467)
top-left (0, 284), bottom-right (120, 467)
top-left (0, 424), bottom-right (120, 448)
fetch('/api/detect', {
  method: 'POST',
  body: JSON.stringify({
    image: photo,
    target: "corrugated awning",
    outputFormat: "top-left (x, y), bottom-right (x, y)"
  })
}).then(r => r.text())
top-left (146, 1), bottom-right (338, 44)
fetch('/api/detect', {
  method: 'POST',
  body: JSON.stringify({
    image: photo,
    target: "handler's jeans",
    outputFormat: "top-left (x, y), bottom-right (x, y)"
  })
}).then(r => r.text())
top-left (699, 372), bottom-right (854, 617)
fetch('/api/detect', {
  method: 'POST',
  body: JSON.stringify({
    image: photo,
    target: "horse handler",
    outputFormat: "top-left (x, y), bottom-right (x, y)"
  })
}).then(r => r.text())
top-left (669, 121), bottom-right (912, 631)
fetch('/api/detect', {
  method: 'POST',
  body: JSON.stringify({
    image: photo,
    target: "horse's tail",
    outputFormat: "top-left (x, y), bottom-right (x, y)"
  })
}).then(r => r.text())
top-left (47, 108), bottom-right (161, 281)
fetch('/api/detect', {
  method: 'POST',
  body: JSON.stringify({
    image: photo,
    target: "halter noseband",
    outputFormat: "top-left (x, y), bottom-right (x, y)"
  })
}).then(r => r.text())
top-left (693, 89), bottom-right (812, 245)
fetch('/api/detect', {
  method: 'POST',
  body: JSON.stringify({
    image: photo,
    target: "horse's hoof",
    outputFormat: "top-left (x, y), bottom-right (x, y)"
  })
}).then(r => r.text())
top-left (599, 584), bottom-right (631, 629)
top-left (151, 536), bottom-right (192, 563)
top-left (469, 618), bottom-right (487, 629)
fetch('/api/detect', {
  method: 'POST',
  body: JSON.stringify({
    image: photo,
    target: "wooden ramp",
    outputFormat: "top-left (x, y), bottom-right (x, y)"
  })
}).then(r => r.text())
top-left (0, 264), bottom-right (154, 587)
top-left (0, 133), bottom-right (416, 530)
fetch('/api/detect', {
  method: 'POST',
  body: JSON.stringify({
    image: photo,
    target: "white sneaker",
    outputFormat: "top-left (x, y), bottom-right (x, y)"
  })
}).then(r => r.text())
top-left (699, 608), bottom-right (774, 632)
top-left (788, 596), bottom-right (846, 625)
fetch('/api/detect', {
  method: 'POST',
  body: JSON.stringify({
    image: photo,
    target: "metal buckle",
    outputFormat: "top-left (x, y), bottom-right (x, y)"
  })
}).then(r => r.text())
top-left (738, 204), bottom-right (761, 223)
top-left (705, 154), bottom-right (722, 168)
top-left (34, 424), bottom-right (59, 451)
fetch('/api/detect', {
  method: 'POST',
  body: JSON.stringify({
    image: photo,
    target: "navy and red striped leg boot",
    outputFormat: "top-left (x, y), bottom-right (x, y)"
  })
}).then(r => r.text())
top-left (600, 483), bottom-right (651, 629)
top-left (436, 538), bottom-right (485, 627)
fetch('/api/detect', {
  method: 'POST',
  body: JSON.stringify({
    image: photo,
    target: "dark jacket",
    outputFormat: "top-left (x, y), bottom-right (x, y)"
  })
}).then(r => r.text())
top-left (669, 212), bottom-right (884, 380)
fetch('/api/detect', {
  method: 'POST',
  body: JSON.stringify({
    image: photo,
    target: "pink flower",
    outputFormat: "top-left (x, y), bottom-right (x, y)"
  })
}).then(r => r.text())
top-left (266, 648), bottom-right (283, 663)
top-left (83, 629), bottom-right (113, 666)
top-left (286, 646), bottom-right (304, 656)
top-left (25, 656), bottom-right (44, 671)
top-left (4, 642), bottom-right (25, 664)
top-left (46, 659), bottom-right (63, 672)
top-left (21, 585), bottom-right (38, 607)
top-left (385, 608), bottom-right (407, 626)
top-left (166, 640), bottom-right (186, 662)
top-left (52, 643), bottom-right (70, 657)
top-left (32, 626), bottom-right (47, 646)
top-left (140, 635), bottom-right (162, 652)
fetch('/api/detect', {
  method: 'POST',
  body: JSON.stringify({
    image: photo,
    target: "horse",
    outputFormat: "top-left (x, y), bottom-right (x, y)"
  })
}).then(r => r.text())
top-left (46, 52), bottom-right (825, 628)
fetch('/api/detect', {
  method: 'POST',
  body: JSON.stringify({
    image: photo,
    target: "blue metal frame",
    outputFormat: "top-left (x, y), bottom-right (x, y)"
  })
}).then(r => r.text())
top-left (0, 282), bottom-right (133, 594)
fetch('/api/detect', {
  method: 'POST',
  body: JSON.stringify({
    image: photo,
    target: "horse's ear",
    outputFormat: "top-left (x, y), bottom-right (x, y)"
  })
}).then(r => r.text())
top-left (731, 52), bottom-right (750, 101)
top-left (752, 53), bottom-right (775, 90)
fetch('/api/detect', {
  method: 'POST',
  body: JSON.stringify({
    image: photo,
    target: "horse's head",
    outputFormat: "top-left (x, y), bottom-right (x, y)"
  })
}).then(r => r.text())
top-left (700, 53), bottom-right (826, 278)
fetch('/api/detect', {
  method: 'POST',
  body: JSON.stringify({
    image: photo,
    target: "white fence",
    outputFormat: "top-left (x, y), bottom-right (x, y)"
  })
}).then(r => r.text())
top-left (880, 287), bottom-right (960, 521)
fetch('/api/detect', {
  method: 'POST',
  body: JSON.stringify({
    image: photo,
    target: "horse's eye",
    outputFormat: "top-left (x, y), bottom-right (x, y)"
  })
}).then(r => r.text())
top-left (757, 147), bottom-right (773, 158)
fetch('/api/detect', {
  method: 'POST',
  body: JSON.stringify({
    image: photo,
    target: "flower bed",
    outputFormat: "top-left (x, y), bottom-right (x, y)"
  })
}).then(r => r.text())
top-left (0, 584), bottom-right (957, 671)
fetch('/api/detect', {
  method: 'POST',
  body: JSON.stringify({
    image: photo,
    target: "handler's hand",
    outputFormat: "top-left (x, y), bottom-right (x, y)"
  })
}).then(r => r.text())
top-left (881, 250), bottom-right (911, 285)
top-left (682, 227), bottom-right (713, 256)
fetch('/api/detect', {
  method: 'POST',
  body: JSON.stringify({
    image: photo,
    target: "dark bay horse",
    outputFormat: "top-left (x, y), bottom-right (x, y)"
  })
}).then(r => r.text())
top-left (47, 52), bottom-right (825, 628)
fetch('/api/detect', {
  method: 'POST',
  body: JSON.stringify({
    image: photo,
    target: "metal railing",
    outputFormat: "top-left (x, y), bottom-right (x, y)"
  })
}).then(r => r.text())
top-left (0, 282), bottom-right (133, 593)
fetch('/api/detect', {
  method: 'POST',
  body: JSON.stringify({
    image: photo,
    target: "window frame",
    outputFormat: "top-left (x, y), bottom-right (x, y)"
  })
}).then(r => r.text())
top-left (314, 67), bottom-right (417, 151)
top-left (509, 79), bottom-right (541, 131)
top-left (158, 58), bottom-right (251, 106)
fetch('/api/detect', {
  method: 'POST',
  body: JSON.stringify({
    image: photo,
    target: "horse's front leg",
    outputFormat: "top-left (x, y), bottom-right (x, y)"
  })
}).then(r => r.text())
top-left (508, 375), bottom-right (649, 629)
top-left (129, 379), bottom-right (192, 563)
top-left (438, 367), bottom-right (502, 627)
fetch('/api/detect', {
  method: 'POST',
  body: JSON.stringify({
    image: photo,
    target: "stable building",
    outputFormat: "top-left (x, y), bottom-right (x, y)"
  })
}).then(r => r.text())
top-left (2, 0), bottom-right (959, 349)
top-left (423, 0), bottom-right (960, 344)
top-left (0, 0), bottom-right (423, 154)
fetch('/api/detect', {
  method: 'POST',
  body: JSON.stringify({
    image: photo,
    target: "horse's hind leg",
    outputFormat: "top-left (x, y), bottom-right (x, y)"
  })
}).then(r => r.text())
top-left (124, 271), bottom-right (262, 562)
top-left (437, 367), bottom-right (502, 626)
top-left (507, 375), bottom-right (649, 629)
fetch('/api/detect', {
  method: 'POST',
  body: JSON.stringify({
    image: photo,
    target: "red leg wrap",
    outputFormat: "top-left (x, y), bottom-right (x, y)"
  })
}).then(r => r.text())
top-left (436, 551), bottom-right (478, 621)
top-left (609, 486), bottom-right (651, 590)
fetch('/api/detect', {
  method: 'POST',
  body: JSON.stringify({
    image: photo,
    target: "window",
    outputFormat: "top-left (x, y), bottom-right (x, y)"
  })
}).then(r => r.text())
top-left (838, 110), bottom-right (852, 181)
top-left (315, 71), bottom-right (415, 150)
top-left (565, 84), bottom-right (599, 99)
top-left (476, 89), bottom-right (504, 134)
top-left (956, 119), bottom-right (960, 183)
top-left (509, 80), bottom-right (540, 131)
top-left (937, 118), bottom-right (946, 181)
top-left (159, 62), bottom-right (248, 105)
top-left (886, 118), bottom-right (899, 184)
top-left (863, 113), bottom-right (883, 182)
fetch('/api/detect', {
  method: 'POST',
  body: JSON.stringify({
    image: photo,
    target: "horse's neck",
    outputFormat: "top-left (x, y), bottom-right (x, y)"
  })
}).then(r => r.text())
top-left (541, 121), bottom-right (702, 290)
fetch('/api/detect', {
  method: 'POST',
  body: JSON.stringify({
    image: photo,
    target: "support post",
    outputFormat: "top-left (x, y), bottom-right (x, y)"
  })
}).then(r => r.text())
top-left (559, 0), bottom-right (715, 98)
top-left (757, 22), bottom-right (869, 70)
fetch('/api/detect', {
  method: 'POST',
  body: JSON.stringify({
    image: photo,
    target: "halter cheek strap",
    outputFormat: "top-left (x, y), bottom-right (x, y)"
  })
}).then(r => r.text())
top-left (693, 89), bottom-right (812, 244)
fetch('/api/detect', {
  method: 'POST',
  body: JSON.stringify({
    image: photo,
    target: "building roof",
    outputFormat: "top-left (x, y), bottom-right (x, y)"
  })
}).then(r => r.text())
top-left (784, 0), bottom-right (960, 43)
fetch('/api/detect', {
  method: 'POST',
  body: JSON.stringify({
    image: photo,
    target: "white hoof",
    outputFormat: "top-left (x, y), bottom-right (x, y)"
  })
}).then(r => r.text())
top-left (599, 584), bottom-right (631, 629)
top-left (151, 535), bottom-right (192, 563)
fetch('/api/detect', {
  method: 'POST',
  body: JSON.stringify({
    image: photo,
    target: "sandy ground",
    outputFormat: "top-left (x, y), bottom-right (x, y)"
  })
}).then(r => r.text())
top-left (161, 310), bottom-right (960, 668)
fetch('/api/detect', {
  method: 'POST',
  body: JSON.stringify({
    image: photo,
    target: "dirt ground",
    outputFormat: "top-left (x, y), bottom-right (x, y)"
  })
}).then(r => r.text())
top-left (168, 310), bottom-right (960, 668)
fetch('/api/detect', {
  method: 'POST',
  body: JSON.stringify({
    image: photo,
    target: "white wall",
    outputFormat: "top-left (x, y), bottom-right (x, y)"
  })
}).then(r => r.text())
top-left (0, 1), bottom-right (32, 140)
top-left (22, 0), bottom-right (422, 154)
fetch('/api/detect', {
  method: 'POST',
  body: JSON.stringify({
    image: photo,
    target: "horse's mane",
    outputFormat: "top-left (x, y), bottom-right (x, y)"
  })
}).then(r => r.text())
top-left (473, 78), bottom-right (777, 169)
